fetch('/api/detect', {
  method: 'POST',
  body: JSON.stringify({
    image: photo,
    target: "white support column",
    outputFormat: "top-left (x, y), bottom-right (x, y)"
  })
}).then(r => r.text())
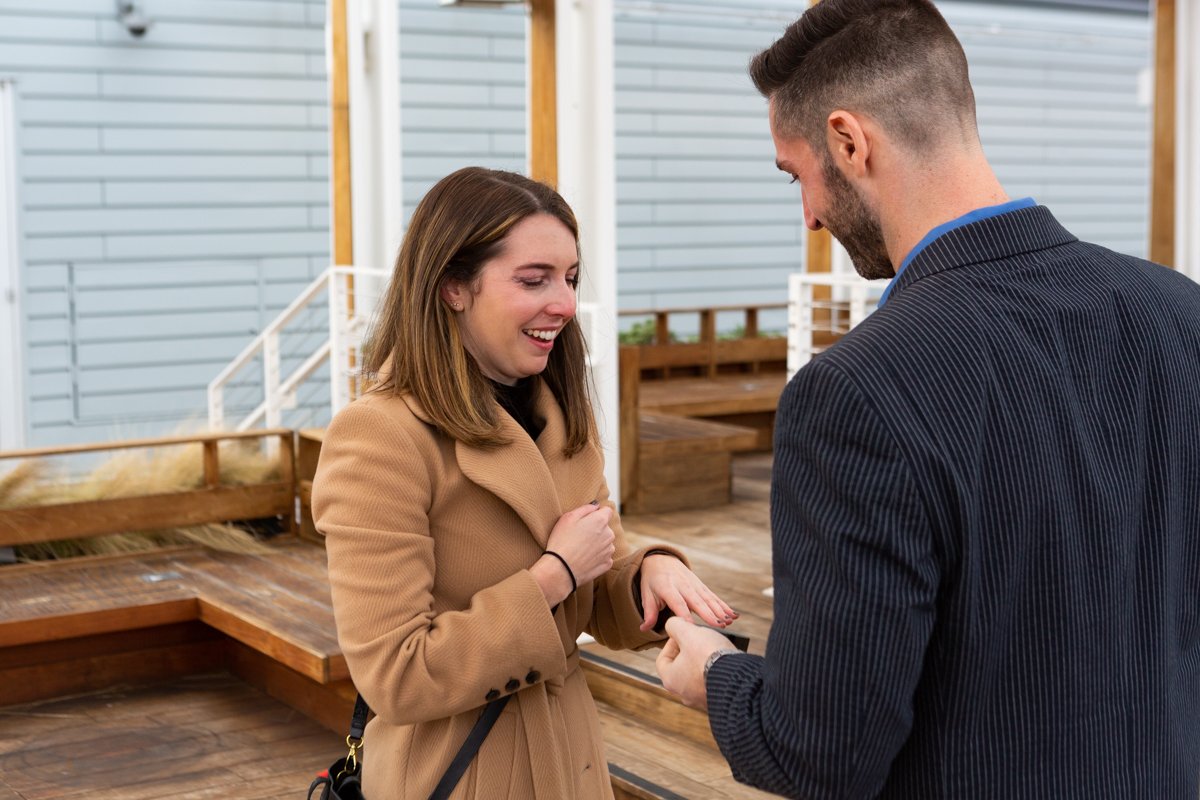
top-left (346, 0), bottom-right (403, 309)
top-left (0, 80), bottom-right (24, 449)
top-left (1177, 0), bottom-right (1199, 281)
top-left (555, 0), bottom-right (619, 497)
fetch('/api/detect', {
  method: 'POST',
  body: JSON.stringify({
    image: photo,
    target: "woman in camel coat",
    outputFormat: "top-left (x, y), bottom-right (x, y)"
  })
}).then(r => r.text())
top-left (313, 167), bottom-right (735, 800)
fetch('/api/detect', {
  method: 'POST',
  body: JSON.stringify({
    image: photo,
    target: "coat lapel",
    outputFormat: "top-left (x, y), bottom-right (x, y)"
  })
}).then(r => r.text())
top-left (454, 381), bottom-right (565, 548)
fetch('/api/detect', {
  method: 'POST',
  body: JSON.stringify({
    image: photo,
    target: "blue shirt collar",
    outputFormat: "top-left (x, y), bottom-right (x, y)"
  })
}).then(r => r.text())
top-left (876, 197), bottom-right (1036, 307)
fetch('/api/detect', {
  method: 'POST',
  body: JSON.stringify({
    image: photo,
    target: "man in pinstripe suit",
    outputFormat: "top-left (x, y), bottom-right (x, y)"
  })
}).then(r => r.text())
top-left (656, 1), bottom-right (1200, 797)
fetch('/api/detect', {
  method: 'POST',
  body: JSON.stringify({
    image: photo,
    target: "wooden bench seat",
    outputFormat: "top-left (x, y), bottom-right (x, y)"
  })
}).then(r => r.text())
top-left (0, 539), bottom-right (346, 687)
top-left (639, 373), bottom-right (787, 452)
top-left (627, 413), bottom-right (758, 514)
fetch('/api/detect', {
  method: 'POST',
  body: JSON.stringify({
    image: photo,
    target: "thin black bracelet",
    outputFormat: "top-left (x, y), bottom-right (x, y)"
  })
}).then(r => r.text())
top-left (543, 549), bottom-right (577, 594)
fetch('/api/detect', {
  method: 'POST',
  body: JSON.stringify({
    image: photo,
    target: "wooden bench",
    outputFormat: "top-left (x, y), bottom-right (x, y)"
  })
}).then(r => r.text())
top-left (0, 430), bottom-right (358, 731)
top-left (618, 304), bottom-right (791, 513)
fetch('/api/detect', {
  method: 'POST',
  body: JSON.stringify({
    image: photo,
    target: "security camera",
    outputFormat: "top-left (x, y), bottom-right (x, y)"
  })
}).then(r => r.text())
top-left (116, 1), bottom-right (152, 38)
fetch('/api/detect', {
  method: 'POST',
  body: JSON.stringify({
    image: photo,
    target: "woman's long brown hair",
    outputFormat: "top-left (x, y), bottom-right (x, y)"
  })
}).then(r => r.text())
top-left (364, 167), bottom-right (595, 455)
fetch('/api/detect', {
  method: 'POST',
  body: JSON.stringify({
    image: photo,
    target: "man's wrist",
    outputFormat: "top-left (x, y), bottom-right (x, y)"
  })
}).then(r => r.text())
top-left (703, 647), bottom-right (740, 680)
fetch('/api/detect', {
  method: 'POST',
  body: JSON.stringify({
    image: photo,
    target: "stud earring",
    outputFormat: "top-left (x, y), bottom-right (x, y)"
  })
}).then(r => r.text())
top-left (452, 302), bottom-right (462, 310)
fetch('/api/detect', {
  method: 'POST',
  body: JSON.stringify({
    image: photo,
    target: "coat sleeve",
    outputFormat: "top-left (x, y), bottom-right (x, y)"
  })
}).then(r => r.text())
top-left (584, 476), bottom-right (691, 651)
top-left (313, 401), bottom-right (567, 726)
top-left (704, 360), bottom-right (939, 799)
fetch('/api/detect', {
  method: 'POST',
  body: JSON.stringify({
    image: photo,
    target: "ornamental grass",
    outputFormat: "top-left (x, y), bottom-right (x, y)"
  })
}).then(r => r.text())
top-left (0, 438), bottom-right (280, 562)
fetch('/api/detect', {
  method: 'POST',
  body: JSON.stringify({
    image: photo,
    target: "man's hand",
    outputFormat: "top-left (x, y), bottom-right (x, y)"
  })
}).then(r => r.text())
top-left (656, 615), bottom-right (737, 711)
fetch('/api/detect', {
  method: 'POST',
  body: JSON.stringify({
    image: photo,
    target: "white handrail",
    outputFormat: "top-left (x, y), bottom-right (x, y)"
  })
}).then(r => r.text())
top-left (787, 273), bottom-right (887, 377)
top-left (208, 265), bottom-right (391, 431)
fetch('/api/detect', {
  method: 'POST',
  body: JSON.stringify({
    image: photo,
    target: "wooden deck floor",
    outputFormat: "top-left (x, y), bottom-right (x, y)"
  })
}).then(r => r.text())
top-left (0, 673), bottom-right (340, 800)
top-left (0, 454), bottom-right (778, 800)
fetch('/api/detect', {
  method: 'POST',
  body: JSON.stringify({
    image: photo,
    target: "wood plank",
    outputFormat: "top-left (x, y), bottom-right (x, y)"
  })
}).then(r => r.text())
top-left (620, 346), bottom-right (641, 510)
top-left (227, 640), bottom-right (358, 736)
top-left (638, 414), bottom-right (757, 457)
top-left (0, 637), bottom-right (226, 708)
top-left (0, 599), bottom-right (200, 649)
top-left (620, 303), bottom-right (787, 318)
top-left (582, 651), bottom-right (715, 749)
top-left (712, 337), bottom-right (786, 365)
top-left (0, 430), bottom-right (293, 461)
top-left (1150, 0), bottom-right (1175, 267)
top-left (330, 0), bottom-right (353, 270)
top-left (197, 597), bottom-right (335, 685)
top-left (638, 453), bottom-right (730, 486)
top-left (529, 0), bottom-right (557, 187)
top-left (0, 482), bottom-right (294, 545)
top-left (297, 430), bottom-right (324, 542)
top-left (0, 676), bottom-right (340, 800)
top-left (596, 702), bottom-right (777, 799)
top-left (636, 341), bottom-right (713, 371)
top-left (639, 374), bottom-right (785, 418)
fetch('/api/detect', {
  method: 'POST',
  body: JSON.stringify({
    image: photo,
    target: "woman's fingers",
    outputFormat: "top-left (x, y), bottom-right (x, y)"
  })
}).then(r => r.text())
top-left (640, 587), bottom-right (661, 632)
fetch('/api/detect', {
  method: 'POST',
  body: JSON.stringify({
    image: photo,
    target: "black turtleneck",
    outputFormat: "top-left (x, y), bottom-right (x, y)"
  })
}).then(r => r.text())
top-left (492, 378), bottom-right (545, 440)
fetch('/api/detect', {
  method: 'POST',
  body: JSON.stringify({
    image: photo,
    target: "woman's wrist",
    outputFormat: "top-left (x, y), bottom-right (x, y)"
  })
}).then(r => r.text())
top-left (530, 554), bottom-right (573, 606)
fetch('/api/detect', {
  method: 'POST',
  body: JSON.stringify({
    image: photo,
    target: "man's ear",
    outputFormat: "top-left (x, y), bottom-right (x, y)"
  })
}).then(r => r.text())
top-left (826, 110), bottom-right (871, 179)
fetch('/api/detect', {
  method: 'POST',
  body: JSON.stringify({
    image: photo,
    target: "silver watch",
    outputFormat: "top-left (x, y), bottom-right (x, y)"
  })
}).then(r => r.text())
top-left (703, 647), bottom-right (740, 679)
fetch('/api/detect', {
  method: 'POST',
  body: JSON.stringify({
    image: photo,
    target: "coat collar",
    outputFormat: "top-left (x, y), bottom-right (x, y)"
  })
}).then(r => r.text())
top-left (889, 205), bottom-right (1077, 304)
top-left (404, 380), bottom-right (602, 548)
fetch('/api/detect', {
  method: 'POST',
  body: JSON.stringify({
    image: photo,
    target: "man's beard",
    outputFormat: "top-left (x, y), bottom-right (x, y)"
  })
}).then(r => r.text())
top-left (819, 159), bottom-right (894, 281)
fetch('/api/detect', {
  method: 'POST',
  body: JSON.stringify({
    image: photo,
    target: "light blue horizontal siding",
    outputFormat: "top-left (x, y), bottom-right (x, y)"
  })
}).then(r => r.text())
top-left (6, 0), bottom-right (1151, 446)
top-left (3, 0), bottom-right (329, 445)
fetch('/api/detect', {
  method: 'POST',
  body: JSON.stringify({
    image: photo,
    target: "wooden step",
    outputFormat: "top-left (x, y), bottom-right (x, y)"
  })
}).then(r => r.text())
top-left (627, 413), bottom-right (758, 514)
top-left (581, 650), bottom-right (777, 799)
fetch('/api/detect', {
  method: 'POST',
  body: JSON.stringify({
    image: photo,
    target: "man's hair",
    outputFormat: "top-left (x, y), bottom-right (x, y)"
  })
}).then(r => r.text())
top-left (750, 0), bottom-right (977, 154)
top-left (365, 166), bottom-right (595, 456)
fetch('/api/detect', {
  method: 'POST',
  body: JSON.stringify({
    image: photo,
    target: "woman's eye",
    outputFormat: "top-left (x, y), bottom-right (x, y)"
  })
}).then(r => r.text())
top-left (566, 275), bottom-right (579, 289)
top-left (518, 278), bottom-right (545, 288)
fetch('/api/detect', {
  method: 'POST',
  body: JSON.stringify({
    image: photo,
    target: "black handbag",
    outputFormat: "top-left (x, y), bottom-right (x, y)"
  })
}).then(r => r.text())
top-left (308, 693), bottom-right (510, 800)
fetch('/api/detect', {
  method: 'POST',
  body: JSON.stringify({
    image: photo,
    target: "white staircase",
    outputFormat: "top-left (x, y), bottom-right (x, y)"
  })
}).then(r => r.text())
top-left (208, 266), bottom-right (604, 434)
top-left (207, 266), bottom-right (390, 432)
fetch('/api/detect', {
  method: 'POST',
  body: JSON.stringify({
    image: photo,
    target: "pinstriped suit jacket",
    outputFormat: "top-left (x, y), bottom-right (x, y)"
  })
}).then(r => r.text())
top-left (706, 206), bottom-right (1200, 798)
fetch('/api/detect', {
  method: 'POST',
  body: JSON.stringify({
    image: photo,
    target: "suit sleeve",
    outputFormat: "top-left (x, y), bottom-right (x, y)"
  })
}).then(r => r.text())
top-left (705, 360), bottom-right (939, 799)
top-left (585, 476), bottom-right (690, 651)
top-left (313, 402), bottom-right (567, 726)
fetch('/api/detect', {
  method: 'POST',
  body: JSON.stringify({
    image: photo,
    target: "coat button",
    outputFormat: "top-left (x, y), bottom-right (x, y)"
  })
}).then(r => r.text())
top-left (485, 689), bottom-right (500, 701)
top-left (505, 678), bottom-right (520, 692)
top-left (525, 671), bottom-right (540, 685)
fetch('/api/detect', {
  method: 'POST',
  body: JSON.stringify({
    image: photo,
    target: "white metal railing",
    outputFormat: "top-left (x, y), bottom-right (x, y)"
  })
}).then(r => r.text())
top-left (208, 266), bottom-right (390, 431)
top-left (787, 272), bottom-right (888, 377)
top-left (209, 266), bottom-right (603, 433)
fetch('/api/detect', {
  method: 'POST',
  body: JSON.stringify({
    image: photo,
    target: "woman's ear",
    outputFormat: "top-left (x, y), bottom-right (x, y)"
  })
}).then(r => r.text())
top-left (440, 279), bottom-right (465, 310)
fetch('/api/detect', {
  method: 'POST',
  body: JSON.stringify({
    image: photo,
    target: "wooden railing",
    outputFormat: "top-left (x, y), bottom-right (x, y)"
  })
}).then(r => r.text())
top-left (618, 303), bottom-right (788, 379)
top-left (0, 429), bottom-right (295, 547)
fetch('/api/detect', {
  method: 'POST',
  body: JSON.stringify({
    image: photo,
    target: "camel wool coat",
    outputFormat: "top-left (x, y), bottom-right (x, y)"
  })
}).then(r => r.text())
top-left (312, 380), bottom-right (684, 800)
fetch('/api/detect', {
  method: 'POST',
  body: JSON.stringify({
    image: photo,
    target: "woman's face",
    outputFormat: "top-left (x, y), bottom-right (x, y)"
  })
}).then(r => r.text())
top-left (442, 213), bottom-right (579, 386)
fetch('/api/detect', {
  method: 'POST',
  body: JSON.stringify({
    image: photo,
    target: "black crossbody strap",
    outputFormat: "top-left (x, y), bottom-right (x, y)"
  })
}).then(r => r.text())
top-left (429, 695), bottom-right (511, 800)
top-left (345, 692), bottom-right (510, 800)
top-left (349, 693), bottom-right (371, 741)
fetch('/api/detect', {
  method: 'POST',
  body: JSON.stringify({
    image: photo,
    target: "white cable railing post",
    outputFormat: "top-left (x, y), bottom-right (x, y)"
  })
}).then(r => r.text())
top-left (208, 385), bottom-right (225, 431)
top-left (329, 269), bottom-right (353, 415)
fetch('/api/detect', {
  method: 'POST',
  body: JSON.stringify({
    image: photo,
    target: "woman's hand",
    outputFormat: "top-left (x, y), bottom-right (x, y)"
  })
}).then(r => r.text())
top-left (530, 502), bottom-right (616, 606)
top-left (638, 554), bottom-right (737, 632)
